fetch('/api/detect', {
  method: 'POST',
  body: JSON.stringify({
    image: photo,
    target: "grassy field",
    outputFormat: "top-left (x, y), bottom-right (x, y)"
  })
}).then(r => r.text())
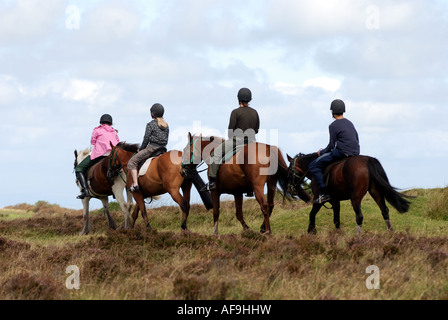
top-left (0, 188), bottom-right (448, 300)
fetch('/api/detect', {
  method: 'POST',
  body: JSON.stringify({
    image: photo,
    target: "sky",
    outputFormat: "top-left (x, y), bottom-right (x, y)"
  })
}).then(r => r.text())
top-left (1, 0), bottom-right (448, 210)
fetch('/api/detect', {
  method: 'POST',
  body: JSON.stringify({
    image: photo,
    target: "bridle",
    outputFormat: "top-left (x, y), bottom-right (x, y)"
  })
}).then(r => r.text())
top-left (287, 154), bottom-right (310, 195)
top-left (107, 145), bottom-right (136, 182)
top-left (181, 136), bottom-right (206, 178)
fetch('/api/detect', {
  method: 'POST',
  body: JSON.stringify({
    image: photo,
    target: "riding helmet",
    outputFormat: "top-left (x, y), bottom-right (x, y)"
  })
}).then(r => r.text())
top-left (151, 103), bottom-right (165, 118)
top-left (330, 99), bottom-right (346, 114)
top-left (237, 88), bottom-right (252, 103)
top-left (100, 114), bottom-right (113, 125)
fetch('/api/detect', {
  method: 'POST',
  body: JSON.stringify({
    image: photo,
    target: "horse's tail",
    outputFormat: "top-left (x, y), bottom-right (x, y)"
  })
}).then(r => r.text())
top-left (368, 157), bottom-right (411, 213)
top-left (275, 149), bottom-right (312, 203)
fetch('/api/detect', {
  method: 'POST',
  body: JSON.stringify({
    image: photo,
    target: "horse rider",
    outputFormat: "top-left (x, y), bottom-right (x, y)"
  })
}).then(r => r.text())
top-left (203, 88), bottom-right (260, 191)
top-left (75, 114), bottom-right (120, 199)
top-left (128, 103), bottom-right (169, 192)
top-left (309, 99), bottom-right (360, 204)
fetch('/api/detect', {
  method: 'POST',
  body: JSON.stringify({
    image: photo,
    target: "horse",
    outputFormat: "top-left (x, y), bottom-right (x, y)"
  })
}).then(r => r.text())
top-left (287, 153), bottom-right (412, 234)
top-left (74, 149), bottom-right (134, 235)
top-left (182, 133), bottom-right (311, 235)
top-left (107, 142), bottom-right (193, 231)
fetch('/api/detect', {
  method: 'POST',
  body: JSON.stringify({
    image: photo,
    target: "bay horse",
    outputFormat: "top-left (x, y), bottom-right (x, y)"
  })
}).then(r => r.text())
top-left (287, 153), bottom-right (412, 234)
top-left (74, 149), bottom-right (134, 235)
top-left (107, 142), bottom-right (193, 231)
top-left (182, 133), bottom-right (311, 235)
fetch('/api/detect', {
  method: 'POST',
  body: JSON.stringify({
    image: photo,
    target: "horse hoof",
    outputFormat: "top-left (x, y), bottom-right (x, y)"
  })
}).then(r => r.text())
top-left (308, 228), bottom-right (317, 235)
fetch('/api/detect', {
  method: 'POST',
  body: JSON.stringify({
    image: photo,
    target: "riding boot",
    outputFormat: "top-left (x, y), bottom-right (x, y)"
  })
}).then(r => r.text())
top-left (76, 172), bottom-right (90, 199)
top-left (201, 177), bottom-right (216, 192)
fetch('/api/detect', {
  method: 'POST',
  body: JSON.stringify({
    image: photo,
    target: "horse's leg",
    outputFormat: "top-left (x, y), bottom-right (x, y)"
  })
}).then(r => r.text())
top-left (369, 189), bottom-right (394, 231)
top-left (332, 200), bottom-right (341, 229)
top-left (267, 184), bottom-right (275, 217)
top-left (253, 185), bottom-right (271, 234)
top-left (101, 197), bottom-right (117, 231)
top-left (351, 198), bottom-right (364, 235)
top-left (235, 194), bottom-right (249, 231)
top-left (169, 189), bottom-right (190, 231)
top-left (212, 191), bottom-right (221, 235)
top-left (133, 192), bottom-right (152, 230)
top-left (131, 205), bottom-right (139, 226)
top-left (126, 189), bottom-right (134, 224)
top-left (180, 182), bottom-right (192, 231)
top-left (80, 198), bottom-right (91, 235)
top-left (308, 204), bottom-right (322, 234)
top-left (112, 182), bottom-right (133, 229)
top-left (260, 183), bottom-right (276, 233)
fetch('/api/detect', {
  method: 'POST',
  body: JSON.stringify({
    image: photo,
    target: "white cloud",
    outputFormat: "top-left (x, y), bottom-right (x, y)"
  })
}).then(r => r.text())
top-left (303, 77), bottom-right (342, 92)
top-left (84, 2), bottom-right (141, 41)
top-left (0, 0), bottom-right (65, 44)
top-left (63, 79), bottom-right (103, 103)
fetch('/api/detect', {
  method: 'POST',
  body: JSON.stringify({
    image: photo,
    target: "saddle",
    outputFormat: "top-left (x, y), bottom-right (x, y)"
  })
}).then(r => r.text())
top-left (137, 147), bottom-right (167, 176)
top-left (323, 156), bottom-right (352, 186)
top-left (222, 144), bottom-right (246, 163)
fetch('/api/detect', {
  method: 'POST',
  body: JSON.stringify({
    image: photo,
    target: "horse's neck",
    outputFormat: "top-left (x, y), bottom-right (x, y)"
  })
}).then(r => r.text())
top-left (120, 150), bottom-right (136, 164)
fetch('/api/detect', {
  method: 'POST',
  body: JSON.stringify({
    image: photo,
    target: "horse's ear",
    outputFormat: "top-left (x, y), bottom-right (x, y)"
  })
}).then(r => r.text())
top-left (287, 154), bottom-right (293, 163)
top-left (210, 136), bottom-right (215, 142)
top-left (188, 132), bottom-right (192, 140)
top-left (110, 142), bottom-right (115, 148)
top-left (74, 150), bottom-right (78, 158)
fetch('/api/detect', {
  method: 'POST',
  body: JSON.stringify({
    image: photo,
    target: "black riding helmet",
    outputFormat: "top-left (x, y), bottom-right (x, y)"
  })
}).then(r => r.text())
top-left (100, 114), bottom-right (113, 125)
top-left (238, 88), bottom-right (252, 103)
top-left (330, 99), bottom-right (346, 114)
top-left (151, 103), bottom-right (165, 118)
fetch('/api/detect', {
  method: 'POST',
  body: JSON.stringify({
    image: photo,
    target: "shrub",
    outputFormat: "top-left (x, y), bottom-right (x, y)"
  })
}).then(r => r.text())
top-left (426, 188), bottom-right (448, 221)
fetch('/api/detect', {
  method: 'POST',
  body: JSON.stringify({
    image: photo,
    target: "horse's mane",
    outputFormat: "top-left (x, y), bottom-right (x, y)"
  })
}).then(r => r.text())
top-left (117, 141), bottom-right (139, 153)
top-left (297, 152), bottom-right (319, 159)
top-left (295, 152), bottom-right (319, 168)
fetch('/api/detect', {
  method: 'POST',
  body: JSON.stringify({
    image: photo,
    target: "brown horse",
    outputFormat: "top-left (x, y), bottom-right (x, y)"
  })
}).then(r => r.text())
top-left (182, 133), bottom-right (311, 235)
top-left (107, 142), bottom-right (193, 231)
top-left (74, 149), bottom-right (133, 235)
top-left (287, 153), bottom-right (412, 234)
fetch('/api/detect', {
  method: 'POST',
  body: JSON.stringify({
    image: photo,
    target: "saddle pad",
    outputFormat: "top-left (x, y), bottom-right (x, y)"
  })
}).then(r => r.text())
top-left (139, 158), bottom-right (153, 177)
top-left (223, 144), bottom-right (245, 163)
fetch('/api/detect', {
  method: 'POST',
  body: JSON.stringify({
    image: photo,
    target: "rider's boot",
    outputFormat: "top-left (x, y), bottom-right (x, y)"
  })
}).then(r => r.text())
top-left (76, 172), bottom-right (90, 199)
top-left (201, 177), bottom-right (216, 192)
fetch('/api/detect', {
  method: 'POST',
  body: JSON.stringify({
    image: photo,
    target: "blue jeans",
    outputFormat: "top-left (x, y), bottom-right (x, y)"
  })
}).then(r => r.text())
top-left (309, 148), bottom-right (344, 192)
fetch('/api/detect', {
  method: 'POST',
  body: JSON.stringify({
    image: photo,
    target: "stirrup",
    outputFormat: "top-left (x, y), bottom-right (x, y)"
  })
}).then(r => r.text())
top-left (313, 194), bottom-right (331, 204)
top-left (77, 191), bottom-right (89, 199)
top-left (200, 182), bottom-right (216, 192)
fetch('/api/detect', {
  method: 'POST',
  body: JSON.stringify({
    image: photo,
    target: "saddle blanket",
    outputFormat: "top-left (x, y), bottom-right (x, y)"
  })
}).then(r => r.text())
top-left (139, 158), bottom-right (153, 177)
top-left (223, 144), bottom-right (245, 163)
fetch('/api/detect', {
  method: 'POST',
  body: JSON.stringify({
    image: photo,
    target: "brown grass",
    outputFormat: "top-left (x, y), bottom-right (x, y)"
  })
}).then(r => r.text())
top-left (1, 193), bottom-right (448, 300)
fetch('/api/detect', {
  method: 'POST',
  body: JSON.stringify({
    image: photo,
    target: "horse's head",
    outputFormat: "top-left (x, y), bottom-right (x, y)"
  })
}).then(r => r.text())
top-left (286, 153), bottom-right (318, 199)
top-left (107, 142), bottom-right (139, 178)
top-left (182, 133), bottom-right (223, 167)
top-left (287, 153), bottom-right (318, 175)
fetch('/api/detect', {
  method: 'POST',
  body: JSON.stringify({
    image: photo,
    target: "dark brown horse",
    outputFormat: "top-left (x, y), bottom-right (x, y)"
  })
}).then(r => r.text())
top-left (107, 142), bottom-right (193, 231)
top-left (182, 133), bottom-right (311, 235)
top-left (74, 149), bottom-right (133, 235)
top-left (287, 153), bottom-right (412, 234)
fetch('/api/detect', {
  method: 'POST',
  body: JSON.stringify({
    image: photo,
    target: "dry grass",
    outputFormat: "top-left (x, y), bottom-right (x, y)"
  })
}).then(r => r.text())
top-left (1, 191), bottom-right (448, 300)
